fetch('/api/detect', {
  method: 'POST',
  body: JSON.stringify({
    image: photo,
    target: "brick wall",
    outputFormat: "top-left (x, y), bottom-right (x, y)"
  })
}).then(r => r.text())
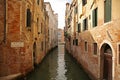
top-left (0, 0), bottom-right (5, 43)
top-left (65, 0), bottom-right (120, 79)
top-left (0, 0), bottom-right (33, 77)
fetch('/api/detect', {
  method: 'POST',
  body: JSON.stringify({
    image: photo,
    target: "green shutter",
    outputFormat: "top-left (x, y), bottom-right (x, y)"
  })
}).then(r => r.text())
top-left (104, 0), bottom-right (111, 22)
top-left (92, 8), bottom-right (98, 27)
top-left (92, 10), bottom-right (95, 27)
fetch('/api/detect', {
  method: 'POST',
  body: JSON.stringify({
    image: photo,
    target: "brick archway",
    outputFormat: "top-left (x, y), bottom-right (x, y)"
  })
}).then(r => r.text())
top-left (100, 43), bottom-right (112, 80)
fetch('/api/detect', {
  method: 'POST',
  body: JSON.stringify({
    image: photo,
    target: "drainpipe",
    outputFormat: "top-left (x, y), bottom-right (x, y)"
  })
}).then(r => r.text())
top-left (4, 0), bottom-right (6, 43)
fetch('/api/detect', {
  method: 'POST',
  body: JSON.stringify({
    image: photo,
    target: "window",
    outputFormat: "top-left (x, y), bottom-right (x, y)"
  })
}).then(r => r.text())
top-left (73, 39), bottom-right (78, 46)
top-left (41, 23), bottom-right (42, 33)
top-left (104, 0), bottom-right (111, 23)
top-left (41, 41), bottom-right (43, 51)
top-left (73, 40), bottom-right (75, 45)
top-left (76, 39), bottom-right (78, 46)
top-left (37, 18), bottom-right (40, 34)
top-left (76, 22), bottom-right (78, 32)
top-left (75, 7), bottom-right (78, 14)
top-left (37, 18), bottom-right (39, 27)
top-left (82, 0), bottom-right (87, 6)
top-left (37, 0), bottom-right (39, 5)
top-left (92, 8), bottom-right (98, 27)
top-left (93, 43), bottom-right (97, 55)
top-left (83, 18), bottom-right (88, 31)
top-left (78, 23), bottom-right (81, 33)
top-left (119, 45), bottom-right (120, 64)
top-left (26, 9), bottom-right (31, 27)
top-left (85, 41), bottom-right (88, 51)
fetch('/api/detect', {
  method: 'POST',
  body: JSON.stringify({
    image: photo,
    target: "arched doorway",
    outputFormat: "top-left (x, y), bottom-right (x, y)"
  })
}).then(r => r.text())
top-left (100, 43), bottom-right (112, 80)
top-left (33, 42), bottom-right (36, 65)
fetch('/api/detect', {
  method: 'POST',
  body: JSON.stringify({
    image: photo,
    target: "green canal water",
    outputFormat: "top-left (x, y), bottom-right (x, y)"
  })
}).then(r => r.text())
top-left (22, 45), bottom-right (91, 80)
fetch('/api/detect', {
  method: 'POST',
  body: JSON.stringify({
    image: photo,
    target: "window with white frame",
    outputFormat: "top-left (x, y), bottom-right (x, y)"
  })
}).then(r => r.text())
top-left (92, 8), bottom-right (98, 27)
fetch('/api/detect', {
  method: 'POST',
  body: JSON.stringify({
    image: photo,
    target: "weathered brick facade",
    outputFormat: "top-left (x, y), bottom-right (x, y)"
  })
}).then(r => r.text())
top-left (58, 29), bottom-right (65, 44)
top-left (65, 0), bottom-right (120, 80)
top-left (32, 0), bottom-right (46, 65)
top-left (0, 0), bottom-right (50, 79)
top-left (0, 0), bottom-right (33, 77)
top-left (45, 2), bottom-right (58, 50)
top-left (0, 0), bottom-right (5, 44)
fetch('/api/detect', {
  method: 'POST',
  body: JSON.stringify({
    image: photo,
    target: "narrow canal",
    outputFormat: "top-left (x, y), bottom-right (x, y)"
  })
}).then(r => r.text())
top-left (23, 44), bottom-right (91, 80)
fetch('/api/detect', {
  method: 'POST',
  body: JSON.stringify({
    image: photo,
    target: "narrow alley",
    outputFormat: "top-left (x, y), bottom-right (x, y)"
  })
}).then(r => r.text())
top-left (20, 44), bottom-right (90, 80)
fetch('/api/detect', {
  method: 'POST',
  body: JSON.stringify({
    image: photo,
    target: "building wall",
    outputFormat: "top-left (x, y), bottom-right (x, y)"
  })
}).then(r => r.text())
top-left (0, 0), bottom-right (7, 76)
top-left (58, 29), bottom-right (65, 44)
top-left (54, 14), bottom-right (58, 47)
top-left (45, 2), bottom-right (58, 50)
top-left (0, 0), bottom-right (34, 77)
top-left (0, 0), bottom-right (51, 78)
top-left (65, 0), bottom-right (120, 80)
top-left (0, 0), bottom-right (5, 44)
top-left (32, 0), bottom-right (46, 65)
top-left (44, 10), bottom-right (49, 53)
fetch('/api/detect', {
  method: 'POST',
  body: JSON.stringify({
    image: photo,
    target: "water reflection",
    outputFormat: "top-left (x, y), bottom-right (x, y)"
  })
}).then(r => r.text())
top-left (64, 50), bottom-right (91, 80)
top-left (24, 44), bottom-right (90, 80)
top-left (56, 45), bottom-right (67, 80)
top-left (48, 47), bottom-right (58, 80)
top-left (25, 48), bottom-right (58, 80)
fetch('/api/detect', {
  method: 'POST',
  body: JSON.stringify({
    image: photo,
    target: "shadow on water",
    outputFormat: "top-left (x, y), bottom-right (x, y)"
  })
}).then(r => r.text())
top-left (19, 45), bottom-right (91, 80)
top-left (64, 51), bottom-right (91, 80)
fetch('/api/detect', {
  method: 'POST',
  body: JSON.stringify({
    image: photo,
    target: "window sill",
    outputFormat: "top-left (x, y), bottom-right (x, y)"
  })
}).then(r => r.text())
top-left (103, 21), bottom-right (112, 26)
top-left (26, 27), bottom-right (31, 31)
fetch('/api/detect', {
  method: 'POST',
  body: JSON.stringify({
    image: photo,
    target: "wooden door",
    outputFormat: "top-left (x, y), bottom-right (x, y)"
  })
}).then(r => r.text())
top-left (103, 53), bottom-right (112, 80)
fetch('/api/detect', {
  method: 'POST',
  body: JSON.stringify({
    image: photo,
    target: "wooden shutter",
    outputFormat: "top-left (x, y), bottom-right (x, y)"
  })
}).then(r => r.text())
top-left (104, 0), bottom-right (111, 22)
top-left (92, 8), bottom-right (98, 27)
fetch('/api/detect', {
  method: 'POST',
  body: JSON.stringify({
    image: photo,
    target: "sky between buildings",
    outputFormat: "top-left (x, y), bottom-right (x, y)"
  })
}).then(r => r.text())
top-left (44, 0), bottom-right (72, 29)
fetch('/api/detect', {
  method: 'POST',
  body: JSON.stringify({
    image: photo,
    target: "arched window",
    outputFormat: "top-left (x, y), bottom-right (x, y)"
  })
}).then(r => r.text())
top-left (104, 44), bottom-right (112, 54)
top-left (82, 0), bottom-right (87, 6)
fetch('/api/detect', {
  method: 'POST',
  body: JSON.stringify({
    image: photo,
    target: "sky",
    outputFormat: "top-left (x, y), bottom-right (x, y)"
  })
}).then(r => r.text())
top-left (44, 0), bottom-right (72, 29)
